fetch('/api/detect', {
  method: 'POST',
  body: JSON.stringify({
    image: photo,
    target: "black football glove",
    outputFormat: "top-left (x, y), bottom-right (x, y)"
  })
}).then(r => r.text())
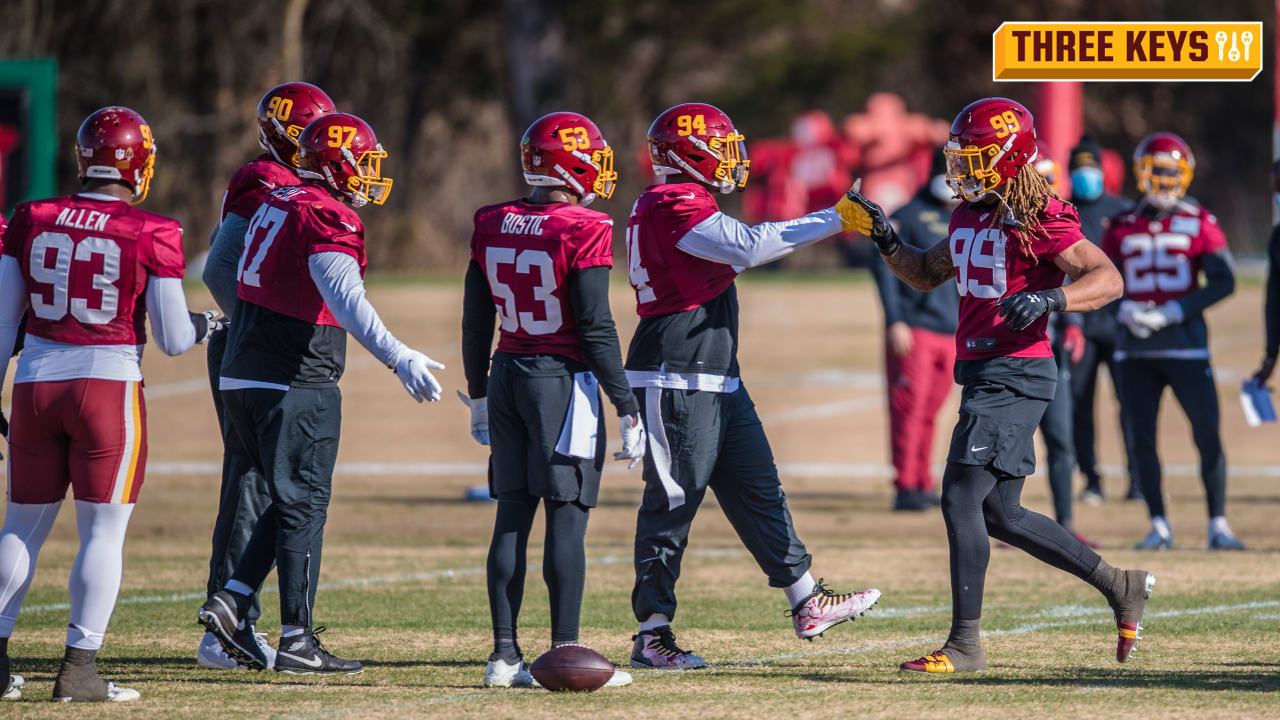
top-left (189, 310), bottom-right (222, 345)
top-left (995, 288), bottom-right (1066, 331)
top-left (0, 403), bottom-right (8, 459)
top-left (835, 181), bottom-right (901, 256)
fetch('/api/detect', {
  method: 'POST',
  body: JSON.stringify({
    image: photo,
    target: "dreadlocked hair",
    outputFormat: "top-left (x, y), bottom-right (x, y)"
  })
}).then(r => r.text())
top-left (986, 163), bottom-right (1065, 265)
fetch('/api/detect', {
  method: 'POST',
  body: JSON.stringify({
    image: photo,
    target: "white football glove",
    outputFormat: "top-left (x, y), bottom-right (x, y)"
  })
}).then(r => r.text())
top-left (1118, 300), bottom-right (1155, 339)
top-left (614, 414), bottom-right (646, 470)
top-left (456, 390), bottom-right (489, 445)
top-left (1131, 300), bottom-right (1184, 334)
top-left (392, 349), bottom-right (444, 403)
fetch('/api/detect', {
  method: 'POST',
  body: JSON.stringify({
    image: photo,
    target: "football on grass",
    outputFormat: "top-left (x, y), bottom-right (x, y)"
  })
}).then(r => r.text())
top-left (529, 644), bottom-right (614, 692)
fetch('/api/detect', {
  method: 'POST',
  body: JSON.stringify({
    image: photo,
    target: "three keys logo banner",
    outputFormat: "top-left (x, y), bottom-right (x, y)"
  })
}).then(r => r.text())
top-left (993, 22), bottom-right (1263, 81)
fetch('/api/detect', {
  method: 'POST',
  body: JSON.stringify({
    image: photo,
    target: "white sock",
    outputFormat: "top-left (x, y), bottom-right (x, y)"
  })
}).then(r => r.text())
top-left (0, 501), bottom-right (62, 637)
top-left (1209, 516), bottom-right (1231, 535)
top-left (281, 625), bottom-right (306, 638)
top-left (67, 501), bottom-right (134, 650)
top-left (1151, 516), bottom-right (1172, 538)
top-left (224, 579), bottom-right (254, 597)
top-left (783, 572), bottom-right (818, 608)
top-left (638, 614), bottom-right (670, 632)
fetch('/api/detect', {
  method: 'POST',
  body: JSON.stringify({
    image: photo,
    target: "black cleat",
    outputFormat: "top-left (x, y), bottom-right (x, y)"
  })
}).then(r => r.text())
top-left (198, 591), bottom-right (269, 670)
top-left (274, 627), bottom-right (363, 675)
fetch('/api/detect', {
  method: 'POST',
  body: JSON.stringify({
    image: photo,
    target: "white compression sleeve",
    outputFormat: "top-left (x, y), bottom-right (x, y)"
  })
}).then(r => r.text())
top-left (308, 252), bottom-right (407, 367)
top-left (67, 500), bottom-right (135, 650)
top-left (0, 256), bottom-right (28, 387)
top-left (675, 208), bottom-right (842, 269)
top-left (145, 276), bottom-right (196, 356)
top-left (0, 501), bottom-right (62, 637)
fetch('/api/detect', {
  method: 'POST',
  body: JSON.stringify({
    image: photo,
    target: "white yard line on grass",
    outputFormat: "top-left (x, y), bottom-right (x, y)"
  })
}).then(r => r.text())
top-left (285, 598), bottom-right (1280, 719)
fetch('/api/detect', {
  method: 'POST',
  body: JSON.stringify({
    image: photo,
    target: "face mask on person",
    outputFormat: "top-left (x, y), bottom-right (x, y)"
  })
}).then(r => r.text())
top-left (1070, 166), bottom-right (1104, 202)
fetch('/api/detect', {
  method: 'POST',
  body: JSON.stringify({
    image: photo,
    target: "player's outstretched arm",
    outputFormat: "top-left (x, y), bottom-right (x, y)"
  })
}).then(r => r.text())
top-left (568, 266), bottom-right (645, 468)
top-left (307, 251), bottom-right (445, 402)
top-left (675, 207), bottom-right (842, 269)
top-left (838, 182), bottom-right (956, 291)
top-left (1053, 240), bottom-right (1125, 312)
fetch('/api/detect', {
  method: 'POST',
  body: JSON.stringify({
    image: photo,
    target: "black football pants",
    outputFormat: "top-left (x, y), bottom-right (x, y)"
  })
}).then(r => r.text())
top-left (631, 383), bottom-right (812, 622)
top-left (203, 326), bottom-right (273, 625)
top-left (942, 462), bottom-right (1102, 621)
top-left (224, 386), bottom-right (341, 628)
top-left (1117, 357), bottom-right (1226, 519)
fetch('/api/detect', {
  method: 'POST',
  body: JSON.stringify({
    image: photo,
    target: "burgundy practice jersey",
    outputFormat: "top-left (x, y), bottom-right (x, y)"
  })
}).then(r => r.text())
top-left (1101, 203), bottom-right (1225, 306)
top-left (1, 194), bottom-right (185, 346)
top-left (220, 155), bottom-right (301, 222)
top-left (626, 183), bottom-right (737, 317)
top-left (950, 198), bottom-right (1084, 361)
top-left (235, 184), bottom-right (366, 327)
top-left (471, 200), bottom-right (614, 363)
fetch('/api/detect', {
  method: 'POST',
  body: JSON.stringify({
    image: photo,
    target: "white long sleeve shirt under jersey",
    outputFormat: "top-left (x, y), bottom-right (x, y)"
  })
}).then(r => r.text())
top-left (0, 255), bottom-right (196, 386)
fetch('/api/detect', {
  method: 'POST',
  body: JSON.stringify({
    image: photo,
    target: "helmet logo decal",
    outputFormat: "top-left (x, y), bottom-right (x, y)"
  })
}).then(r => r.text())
top-left (266, 96), bottom-right (294, 122)
top-left (676, 114), bottom-right (707, 136)
top-left (558, 127), bottom-right (590, 150)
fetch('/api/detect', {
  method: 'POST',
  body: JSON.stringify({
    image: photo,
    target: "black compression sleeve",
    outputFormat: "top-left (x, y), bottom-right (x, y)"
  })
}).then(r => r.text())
top-left (1176, 249), bottom-right (1235, 317)
top-left (461, 260), bottom-right (496, 398)
top-left (1266, 225), bottom-right (1280, 358)
top-left (568, 266), bottom-right (638, 417)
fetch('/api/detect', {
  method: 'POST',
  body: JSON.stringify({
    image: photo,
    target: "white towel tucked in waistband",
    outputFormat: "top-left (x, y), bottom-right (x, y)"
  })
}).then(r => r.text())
top-left (555, 371), bottom-right (600, 459)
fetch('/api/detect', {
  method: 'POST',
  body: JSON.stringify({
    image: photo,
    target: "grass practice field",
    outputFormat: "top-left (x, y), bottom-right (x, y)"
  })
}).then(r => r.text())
top-left (2, 274), bottom-right (1278, 718)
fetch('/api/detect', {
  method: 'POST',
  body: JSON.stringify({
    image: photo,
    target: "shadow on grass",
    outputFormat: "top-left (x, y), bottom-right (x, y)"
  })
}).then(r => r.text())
top-left (790, 667), bottom-right (1279, 692)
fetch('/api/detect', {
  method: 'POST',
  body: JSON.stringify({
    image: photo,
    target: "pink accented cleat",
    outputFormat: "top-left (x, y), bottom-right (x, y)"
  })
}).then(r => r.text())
top-left (629, 626), bottom-right (707, 670)
top-left (789, 579), bottom-right (881, 640)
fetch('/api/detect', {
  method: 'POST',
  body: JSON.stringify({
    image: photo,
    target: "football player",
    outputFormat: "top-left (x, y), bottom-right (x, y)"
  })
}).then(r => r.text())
top-left (0, 106), bottom-right (215, 701)
top-left (1103, 133), bottom-right (1241, 551)
top-left (625, 102), bottom-right (881, 670)
top-left (197, 81), bottom-right (335, 671)
top-left (844, 97), bottom-right (1151, 674)
top-left (460, 111), bottom-right (643, 689)
top-left (197, 112), bottom-right (444, 675)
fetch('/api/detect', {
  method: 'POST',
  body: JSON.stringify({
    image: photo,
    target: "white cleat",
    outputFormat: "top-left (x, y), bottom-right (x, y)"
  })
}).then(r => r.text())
top-left (198, 629), bottom-right (276, 670)
top-left (2, 674), bottom-right (23, 700)
top-left (603, 668), bottom-right (632, 688)
top-left (484, 657), bottom-right (537, 688)
top-left (54, 681), bottom-right (140, 703)
top-left (198, 631), bottom-right (241, 669)
top-left (790, 580), bottom-right (881, 640)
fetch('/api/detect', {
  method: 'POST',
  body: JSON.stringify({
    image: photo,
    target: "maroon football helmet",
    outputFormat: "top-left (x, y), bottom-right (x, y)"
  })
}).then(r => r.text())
top-left (297, 112), bottom-right (392, 207)
top-left (648, 102), bottom-right (749, 193)
top-left (944, 97), bottom-right (1037, 201)
top-left (521, 111), bottom-right (616, 205)
top-left (76, 106), bottom-right (156, 204)
top-left (1133, 131), bottom-right (1194, 209)
top-left (257, 82), bottom-right (336, 167)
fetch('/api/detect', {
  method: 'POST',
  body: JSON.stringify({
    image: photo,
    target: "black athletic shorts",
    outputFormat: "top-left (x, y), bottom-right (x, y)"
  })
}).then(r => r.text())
top-left (948, 356), bottom-right (1057, 478)
top-left (487, 353), bottom-right (606, 506)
